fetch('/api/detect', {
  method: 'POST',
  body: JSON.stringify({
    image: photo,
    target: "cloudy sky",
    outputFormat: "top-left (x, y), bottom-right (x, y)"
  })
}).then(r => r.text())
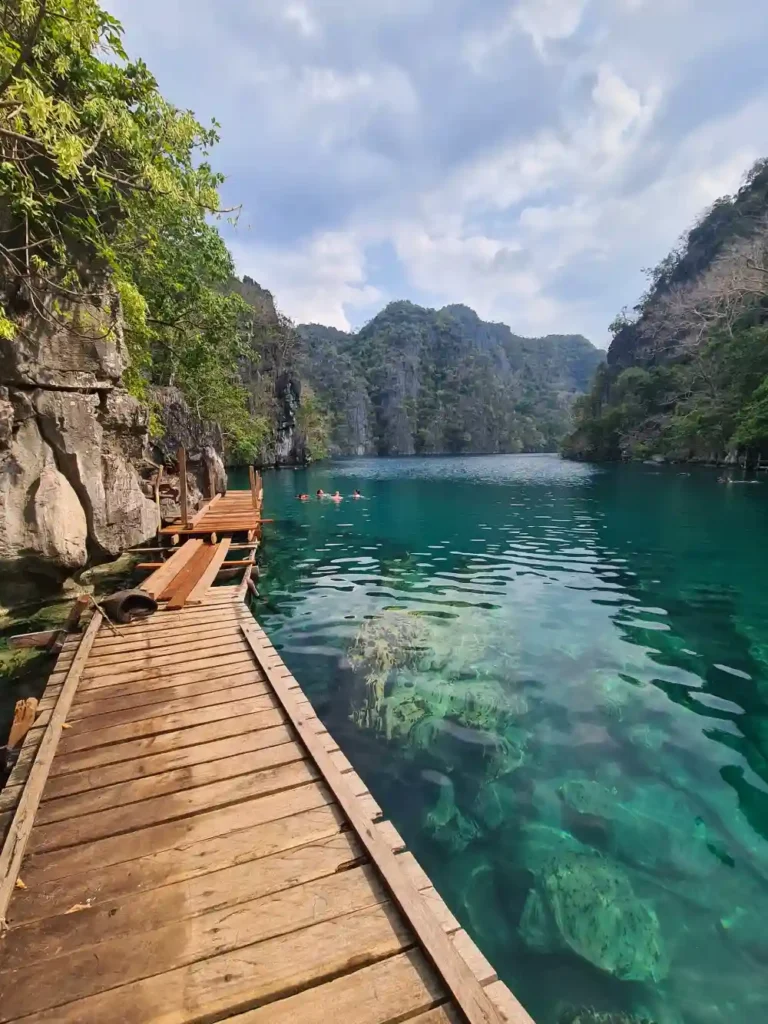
top-left (107, 0), bottom-right (768, 345)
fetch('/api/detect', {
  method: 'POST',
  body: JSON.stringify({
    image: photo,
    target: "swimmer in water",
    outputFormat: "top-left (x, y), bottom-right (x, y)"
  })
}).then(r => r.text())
top-left (331, 490), bottom-right (343, 502)
top-left (296, 493), bottom-right (310, 501)
top-left (352, 489), bottom-right (362, 499)
top-left (316, 489), bottom-right (325, 498)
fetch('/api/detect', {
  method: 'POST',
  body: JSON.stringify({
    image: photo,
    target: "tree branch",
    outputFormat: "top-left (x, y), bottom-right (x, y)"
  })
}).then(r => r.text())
top-left (0, 0), bottom-right (47, 101)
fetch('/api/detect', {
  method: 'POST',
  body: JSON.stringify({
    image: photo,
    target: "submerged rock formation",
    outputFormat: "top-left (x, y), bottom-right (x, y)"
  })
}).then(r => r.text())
top-left (519, 849), bottom-right (668, 983)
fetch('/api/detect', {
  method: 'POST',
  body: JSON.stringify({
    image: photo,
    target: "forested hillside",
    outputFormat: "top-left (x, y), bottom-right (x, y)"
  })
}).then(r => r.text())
top-left (564, 159), bottom-right (768, 464)
top-left (298, 303), bottom-right (602, 456)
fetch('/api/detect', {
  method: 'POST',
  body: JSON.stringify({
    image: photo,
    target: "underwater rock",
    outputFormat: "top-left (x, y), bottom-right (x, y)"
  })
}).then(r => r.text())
top-left (520, 888), bottom-right (559, 952)
top-left (520, 850), bottom-right (668, 982)
top-left (349, 611), bottom-right (430, 682)
top-left (473, 778), bottom-right (519, 831)
top-left (423, 771), bottom-right (479, 852)
top-left (560, 777), bottom-right (619, 817)
top-left (519, 822), bottom-right (592, 873)
top-left (559, 775), bottom-right (717, 879)
top-left (349, 611), bottom-right (431, 730)
top-left (626, 723), bottom-right (666, 752)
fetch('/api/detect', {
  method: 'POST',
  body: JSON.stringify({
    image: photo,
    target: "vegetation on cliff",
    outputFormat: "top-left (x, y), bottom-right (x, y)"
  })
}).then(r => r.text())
top-left (299, 303), bottom-right (602, 456)
top-left (0, 0), bottom-right (264, 459)
top-left (564, 159), bottom-right (768, 463)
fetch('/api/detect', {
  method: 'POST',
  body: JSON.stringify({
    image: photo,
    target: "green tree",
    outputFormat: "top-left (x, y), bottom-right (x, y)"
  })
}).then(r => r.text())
top-left (0, 0), bottom-right (262, 458)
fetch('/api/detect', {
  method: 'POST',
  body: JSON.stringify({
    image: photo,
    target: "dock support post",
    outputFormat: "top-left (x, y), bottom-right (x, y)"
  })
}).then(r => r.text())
top-left (178, 447), bottom-right (189, 529)
top-left (249, 465), bottom-right (259, 511)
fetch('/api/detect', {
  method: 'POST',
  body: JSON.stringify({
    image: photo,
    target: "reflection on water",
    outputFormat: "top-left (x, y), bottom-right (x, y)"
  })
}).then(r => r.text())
top-left (235, 455), bottom-right (768, 1024)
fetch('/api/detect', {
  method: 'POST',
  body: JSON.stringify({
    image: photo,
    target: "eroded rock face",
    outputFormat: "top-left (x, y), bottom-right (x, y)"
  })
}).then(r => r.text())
top-left (0, 416), bottom-right (88, 579)
top-left (0, 288), bottom-right (127, 390)
top-left (32, 389), bottom-right (156, 558)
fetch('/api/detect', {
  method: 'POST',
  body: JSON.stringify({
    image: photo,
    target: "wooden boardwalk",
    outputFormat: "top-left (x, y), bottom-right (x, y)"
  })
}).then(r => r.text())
top-left (0, 495), bottom-right (533, 1024)
top-left (160, 482), bottom-right (265, 539)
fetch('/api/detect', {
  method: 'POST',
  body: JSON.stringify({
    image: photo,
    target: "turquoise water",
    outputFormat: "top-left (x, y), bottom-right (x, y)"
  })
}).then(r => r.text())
top-left (235, 455), bottom-right (768, 1024)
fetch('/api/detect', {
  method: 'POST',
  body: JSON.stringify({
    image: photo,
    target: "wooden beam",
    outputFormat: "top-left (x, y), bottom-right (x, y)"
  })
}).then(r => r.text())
top-left (48, 594), bottom-right (90, 655)
top-left (249, 466), bottom-right (260, 511)
top-left (8, 630), bottom-right (58, 650)
top-left (178, 447), bottom-right (189, 529)
top-left (140, 539), bottom-right (202, 599)
top-left (0, 611), bottom-right (103, 929)
top-left (191, 491), bottom-right (222, 527)
top-left (239, 624), bottom-right (511, 1024)
top-left (187, 539), bottom-right (232, 604)
top-left (166, 545), bottom-right (219, 610)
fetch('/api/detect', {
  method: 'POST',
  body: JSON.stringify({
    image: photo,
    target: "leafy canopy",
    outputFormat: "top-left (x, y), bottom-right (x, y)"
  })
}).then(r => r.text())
top-left (0, 0), bottom-right (263, 459)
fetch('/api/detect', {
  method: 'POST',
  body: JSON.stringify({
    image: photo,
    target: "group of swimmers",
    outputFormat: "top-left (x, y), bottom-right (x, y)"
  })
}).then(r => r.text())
top-left (296, 489), bottom-right (363, 503)
top-left (296, 489), bottom-right (364, 501)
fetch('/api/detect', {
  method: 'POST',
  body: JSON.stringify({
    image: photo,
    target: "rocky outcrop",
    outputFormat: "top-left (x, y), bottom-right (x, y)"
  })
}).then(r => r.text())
top-left (0, 408), bottom-right (89, 576)
top-left (0, 283), bottom-right (127, 390)
top-left (0, 290), bottom-right (159, 600)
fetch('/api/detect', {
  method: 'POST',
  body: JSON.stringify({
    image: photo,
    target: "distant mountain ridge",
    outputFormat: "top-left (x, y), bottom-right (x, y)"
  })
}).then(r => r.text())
top-left (297, 301), bottom-right (602, 456)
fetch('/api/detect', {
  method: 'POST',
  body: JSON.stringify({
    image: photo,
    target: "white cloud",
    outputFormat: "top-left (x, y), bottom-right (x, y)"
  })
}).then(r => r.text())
top-left (464, 0), bottom-right (589, 70)
top-left (515, 0), bottom-right (589, 56)
top-left (283, 2), bottom-right (320, 38)
top-left (229, 231), bottom-right (382, 330)
top-left (104, 0), bottom-right (768, 346)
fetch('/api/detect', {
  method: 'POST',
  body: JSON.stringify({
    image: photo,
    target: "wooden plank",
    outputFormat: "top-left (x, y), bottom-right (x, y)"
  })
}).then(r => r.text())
top-left (485, 982), bottom-right (536, 1024)
top-left (56, 692), bottom-right (280, 755)
top-left (89, 619), bottom-right (245, 651)
top-left (0, 865), bottom-right (386, 1019)
top-left (13, 901), bottom-right (413, 1024)
top-left (190, 491), bottom-right (222, 526)
top-left (178, 445), bottom-right (189, 528)
top-left (0, 612), bottom-right (102, 930)
top-left (0, 784), bottom-right (23, 816)
top-left (38, 740), bottom-right (304, 824)
top-left (65, 663), bottom-right (259, 711)
top-left (166, 543), bottom-right (219, 610)
top-left (158, 542), bottom-right (211, 603)
top-left (140, 539), bottom-right (202, 599)
top-left (66, 668), bottom-right (265, 721)
top-left (240, 624), bottom-right (504, 1024)
top-left (10, 803), bottom-right (345, 925)
top-left (42, 724), bottom-right (293, 802)
top-left (73, 652), bottom-right (257, 698)
top-left (54, 680), bottom-right (269, 738)
top-left (187, 537), bottom-right (231, 604)
top-left (3, 832), bottom-right (363, 966)
top-left (223, 949), bottom-right (446, 1024)
top-left (17, 782), bottom-right (333, 890)
top-left (8, 630), bottom-right (57, 650)
top-left (49, 707), bottom-right (286, 777)
top-left (87, 608), bottom-right (250, 645)
top-left (82, 630), bottom-right (244, 668)
top-left (28, 760), bottom-right (319, 857)
top-left (80, 639), bottom-right (252, 681)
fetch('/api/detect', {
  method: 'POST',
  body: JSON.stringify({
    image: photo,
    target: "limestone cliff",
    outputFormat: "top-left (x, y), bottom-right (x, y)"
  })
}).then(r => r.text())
top-left (297, 303), bottom-right (603, 456)
top-left (0, 291), bottom-right (158, 598)
top-left (0, 290), bottom-right (225, 601)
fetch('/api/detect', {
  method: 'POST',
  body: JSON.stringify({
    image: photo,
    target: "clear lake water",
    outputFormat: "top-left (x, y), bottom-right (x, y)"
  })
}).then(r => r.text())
top-left (230, 454), bottom-right (768, 1024)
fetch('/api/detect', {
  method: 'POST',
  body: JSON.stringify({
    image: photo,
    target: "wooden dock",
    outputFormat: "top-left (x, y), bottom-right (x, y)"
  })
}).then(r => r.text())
top-left (0, 490), bottom-right (533, 1024)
